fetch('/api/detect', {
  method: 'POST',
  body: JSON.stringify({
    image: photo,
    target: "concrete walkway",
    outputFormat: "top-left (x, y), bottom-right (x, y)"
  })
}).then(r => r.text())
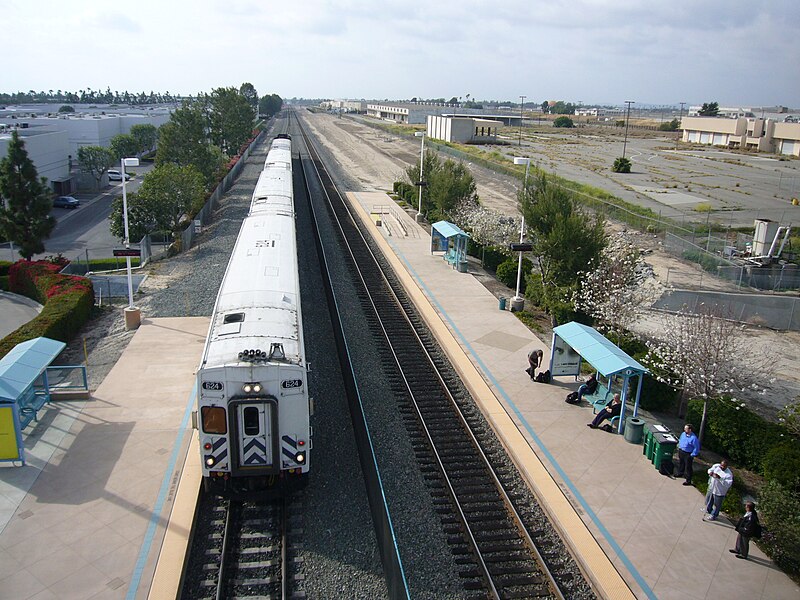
top-left (0, 317), bottom-right (208, 600)
top-left (349, 192), bottom-right (800, 600)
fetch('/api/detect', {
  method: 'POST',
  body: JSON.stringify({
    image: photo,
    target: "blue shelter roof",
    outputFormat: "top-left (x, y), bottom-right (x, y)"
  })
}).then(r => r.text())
top-left (552, 322), bottom-right (648, 378)
top-left (432, 221), bottom-right (469, 239)
top-left (0, 337), bottom-right (66, 403)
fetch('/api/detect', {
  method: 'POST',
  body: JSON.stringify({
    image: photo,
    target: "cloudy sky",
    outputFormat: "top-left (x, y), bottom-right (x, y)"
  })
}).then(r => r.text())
top-left (6, 0), bottom-right (800, 107)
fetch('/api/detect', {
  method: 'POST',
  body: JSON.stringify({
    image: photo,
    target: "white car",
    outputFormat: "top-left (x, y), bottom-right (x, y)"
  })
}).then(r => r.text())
top-left (107, 169), bottom-right (132, 181)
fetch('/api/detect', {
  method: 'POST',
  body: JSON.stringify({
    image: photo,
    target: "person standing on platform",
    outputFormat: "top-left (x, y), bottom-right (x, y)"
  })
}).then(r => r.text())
top-left (526, 349), bottom-right (543, 380)
top-left (676, 424), bottom-right (700, 486)
top-left (704, 460), bottom-right (733, 521)
top-left (730, 502), bottom-right (759, 559)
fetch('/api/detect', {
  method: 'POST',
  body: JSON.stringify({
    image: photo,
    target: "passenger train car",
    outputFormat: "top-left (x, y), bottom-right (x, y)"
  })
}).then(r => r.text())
top-left (195, 134), bottom-right (310, 493)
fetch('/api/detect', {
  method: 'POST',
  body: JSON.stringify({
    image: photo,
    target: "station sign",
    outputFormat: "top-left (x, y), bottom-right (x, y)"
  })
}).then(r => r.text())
top-left (113, 247), bottom-right (141, 257)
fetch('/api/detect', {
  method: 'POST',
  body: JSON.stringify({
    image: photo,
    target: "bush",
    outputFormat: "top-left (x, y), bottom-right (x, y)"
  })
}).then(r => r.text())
top-left (0, 260), bottom-right (94, 359)
top-left (0, 276), bottom-right (7, 291)
top-left (757, 480), bottom-right (800, 576)
top-left (0, 261), bottom-right (11, 276)
top-left (686, 398), bottom-right (788, 473)
top-left (466, 239), bottom-right (508, 272)
top-left (762, 443), bottom-right (800, 491)
top-left (553, 116), bottom-right (574, 128)
top-left (496, 258), bottom-right (533, 291)
top-left (612, 157), bottom-right (631, 173)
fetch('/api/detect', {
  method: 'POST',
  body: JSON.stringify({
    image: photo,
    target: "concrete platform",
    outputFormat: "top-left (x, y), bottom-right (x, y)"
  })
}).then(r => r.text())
top-left (349, 192), bottom-right (800, 600)
top-left (0, 317), bottom-right (208, 600)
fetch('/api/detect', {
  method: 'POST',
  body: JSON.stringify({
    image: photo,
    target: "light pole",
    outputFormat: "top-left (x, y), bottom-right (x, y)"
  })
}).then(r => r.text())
top-left (414, 130), bottom-right (425, 221)
top-left (622, 100), bottom-right (634, 159)
top-left (511, 157), bottom-right (531, 312)
top-left (519, 95), bottom-right (526, 146)
top-left (121, 157), bottom-right (140, 329)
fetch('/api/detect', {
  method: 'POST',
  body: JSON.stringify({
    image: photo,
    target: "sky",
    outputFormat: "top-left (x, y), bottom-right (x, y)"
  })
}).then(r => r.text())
top-left (5, 0), bottom-right (800, 108)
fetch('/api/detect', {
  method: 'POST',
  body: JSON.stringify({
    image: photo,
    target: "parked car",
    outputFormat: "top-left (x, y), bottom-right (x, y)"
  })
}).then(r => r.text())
top-left (53, 196), bottom-right (80, 209)
top-left (107, 169), bottom-right (131, 181)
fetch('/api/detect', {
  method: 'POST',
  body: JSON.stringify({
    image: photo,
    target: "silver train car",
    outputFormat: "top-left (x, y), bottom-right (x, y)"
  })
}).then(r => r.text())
top-left (195, 134), bottom-right (310, 492)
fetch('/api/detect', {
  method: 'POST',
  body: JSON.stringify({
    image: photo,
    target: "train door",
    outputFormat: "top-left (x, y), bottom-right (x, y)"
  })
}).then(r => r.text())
top-left (236, 402), bottom-right (273, 468)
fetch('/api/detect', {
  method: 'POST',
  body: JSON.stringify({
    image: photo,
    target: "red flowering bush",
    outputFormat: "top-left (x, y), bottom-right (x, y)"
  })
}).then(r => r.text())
top-left (0, 260), bottom-right (95, 359)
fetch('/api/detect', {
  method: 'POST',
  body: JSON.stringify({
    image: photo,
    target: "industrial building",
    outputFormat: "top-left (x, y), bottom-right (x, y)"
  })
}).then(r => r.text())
top-left (681, 116), bottom-right (800, 156)
top-left (0, 127), bottom-right (72, 194)
top-left (426, 115), bottom-right (501, 144)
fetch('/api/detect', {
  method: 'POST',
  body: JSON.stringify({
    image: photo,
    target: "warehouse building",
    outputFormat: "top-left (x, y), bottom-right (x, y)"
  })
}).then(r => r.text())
top-left (682, 116), bottom-right (800, 156)
top-left (427, 115), bottom-right (501, 144)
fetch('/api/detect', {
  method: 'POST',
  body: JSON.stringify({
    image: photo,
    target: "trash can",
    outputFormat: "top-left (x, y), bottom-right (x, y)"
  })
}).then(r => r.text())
top-left (652, 432), bottom-right (678, 470)
top-left (498, 297), bottom-right (507, 311)
top-left (643, 427), bottom-right (654, 458)
top-left (624, 417), bottom-right (645, 444)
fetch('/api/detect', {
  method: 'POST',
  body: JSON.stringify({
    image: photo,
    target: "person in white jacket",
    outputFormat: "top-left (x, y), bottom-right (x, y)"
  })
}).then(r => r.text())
top-left (704, 460), bottom-right (733, 521)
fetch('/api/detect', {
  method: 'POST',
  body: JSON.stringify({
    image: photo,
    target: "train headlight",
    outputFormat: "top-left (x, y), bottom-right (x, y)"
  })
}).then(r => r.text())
top-left (253, 383), bottom-right (262, 393)
top-left (242, 382), bottom-right (262, 394)
top-left (294, 452), bottom-right (305, 464)
top-left (205, 456), bottom-right (215, 467)
top-left (243, 384), bottom-right (252, 393)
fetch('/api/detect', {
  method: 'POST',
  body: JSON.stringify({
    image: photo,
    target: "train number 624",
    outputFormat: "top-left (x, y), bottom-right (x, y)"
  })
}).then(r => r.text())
top-left (281, 379), bottom-right (303, 389)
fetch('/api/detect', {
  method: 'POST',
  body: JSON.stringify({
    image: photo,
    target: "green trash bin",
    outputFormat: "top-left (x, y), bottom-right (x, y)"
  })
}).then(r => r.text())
top-left (643, 428), bottom-right (654, 457)
top-left (624, 417), bottom-right (645, 444)
top-left (498, 297), bottom-right (507, 311)
top-left (652, 432), bottom-right (678, 470)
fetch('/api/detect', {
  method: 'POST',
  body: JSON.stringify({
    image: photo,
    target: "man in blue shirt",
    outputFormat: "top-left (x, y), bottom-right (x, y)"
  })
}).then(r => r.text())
top-left (676, 423), bottom-right (701, 486)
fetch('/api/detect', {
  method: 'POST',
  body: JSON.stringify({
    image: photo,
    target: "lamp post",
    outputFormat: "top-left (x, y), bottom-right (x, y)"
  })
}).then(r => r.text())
top-left (519, 95), bottom-right (526, 146)
top-left (121, 157), bottom-right (140, 329)
top-left (414, 130), bottom-right (425, 221)
top-left (622, 100), bottom-right (635, 159)
top-left (511, 156), bottom-right (531, 311)
top-left (677, 102), bottom-right (686, 149)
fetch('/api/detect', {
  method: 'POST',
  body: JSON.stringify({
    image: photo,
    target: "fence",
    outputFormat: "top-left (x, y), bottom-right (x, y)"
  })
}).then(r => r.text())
top-left (181, 129), bottom-right (267, 252)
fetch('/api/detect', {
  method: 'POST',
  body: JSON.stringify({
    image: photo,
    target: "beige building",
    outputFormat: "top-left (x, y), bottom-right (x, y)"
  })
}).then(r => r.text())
top-left (426, 115), bottom-right (500, 144)
top-left (682, 116), bottom-right (800, 156)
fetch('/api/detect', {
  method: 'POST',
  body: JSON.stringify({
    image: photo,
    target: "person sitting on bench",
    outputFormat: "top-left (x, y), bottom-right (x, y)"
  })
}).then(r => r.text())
top-left (577, 373), bottom-right (599, 401)
top-left (587, 393), bottom-right (621, 429)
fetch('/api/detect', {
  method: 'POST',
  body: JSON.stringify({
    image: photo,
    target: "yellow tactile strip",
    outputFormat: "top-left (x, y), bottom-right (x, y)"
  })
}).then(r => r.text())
top-left (148, 432), bottom-right (201, 600)
top-left (347, 192), bottom-right (635, 600)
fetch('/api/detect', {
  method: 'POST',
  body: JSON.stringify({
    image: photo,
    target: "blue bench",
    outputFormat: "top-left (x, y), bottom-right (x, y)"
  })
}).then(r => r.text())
top-left (587, 383), bottom-right (611, 413)
top-left (17, 390), bottom-right (49, 430)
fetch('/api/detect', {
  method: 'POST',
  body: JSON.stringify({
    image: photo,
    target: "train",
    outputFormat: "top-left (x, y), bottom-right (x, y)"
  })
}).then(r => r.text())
top-left (195, 133), bottom-right (311, 493)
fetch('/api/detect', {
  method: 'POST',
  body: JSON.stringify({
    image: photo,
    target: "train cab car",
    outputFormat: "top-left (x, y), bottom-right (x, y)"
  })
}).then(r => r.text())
top-left (196, 135), bottom-right (310, 494)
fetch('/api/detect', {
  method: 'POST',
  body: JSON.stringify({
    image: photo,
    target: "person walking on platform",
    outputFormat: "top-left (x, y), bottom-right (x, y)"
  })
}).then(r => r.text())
top-left (526, 349), bottom-right (543, 380)
top-left (587, 393), bottom-right (621, 429)
top-left (730, 502), bottom-right (759, 559)
top-left (676, 424), bottom-right (700, 486)
top-left (704, 460), bottom-right (733, 521)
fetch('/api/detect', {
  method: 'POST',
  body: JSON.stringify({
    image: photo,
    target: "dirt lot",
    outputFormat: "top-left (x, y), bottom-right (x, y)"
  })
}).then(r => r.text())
top-left (299, 109), bottom-right (800, 419)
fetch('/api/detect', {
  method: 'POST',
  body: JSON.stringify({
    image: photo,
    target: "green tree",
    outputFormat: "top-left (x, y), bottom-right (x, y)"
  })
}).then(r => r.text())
top-left (129, 124), bottom-right (158, 154)
top-left (258, 93), bottom-right (283, 117)
top-left (156, 101), bottom-right (226, 186)
top-left (239, 82), bottom-right (259, 110)
top-left (77, 146), bottom-right (114, 190)
top-left (110, 163), bottom-right (206, 240)
top-left (57, 105), bottom-right (75, 113)
top-left (553, 116), bottom-right (574, 128)
top-left (110, 133), bottom-right (139, 161)
top-left (541, 101), bottom-right (549, 114)
top-left (0, 130), bottom-right (56, 259)
top-left (659, 118), bottom-right (680, 131)
top-left (698, 102), bottom-right (719, 117)
top-left (405, 150), bottom-right (477, 222)
top-left (208, 87), bottom-right (255, 156)
top-left (612, 157), bottom-right (632, 173)
top-left (520, 173), bottom-right (606, 324)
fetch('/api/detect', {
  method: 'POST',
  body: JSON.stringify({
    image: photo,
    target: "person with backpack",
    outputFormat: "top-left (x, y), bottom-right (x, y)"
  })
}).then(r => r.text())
top-left (703, 460), bottom-right (733, 521)
top-left (526, 349), bottom-right (543, 380)
top-left (730, 501), bottom-right (760, 559)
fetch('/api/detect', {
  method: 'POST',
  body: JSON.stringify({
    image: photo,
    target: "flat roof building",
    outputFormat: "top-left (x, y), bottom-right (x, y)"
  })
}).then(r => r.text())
top-left (682, 116), bottom-right (800, 156)
top-left (0, 127), bottom-right (71, 193)
top-left (427, 115), bottom-right (501, 144)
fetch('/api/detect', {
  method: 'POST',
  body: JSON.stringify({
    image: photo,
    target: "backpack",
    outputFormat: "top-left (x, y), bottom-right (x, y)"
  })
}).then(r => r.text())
top-left (535, 369), bottom-right (551, 384)
top-left (565, 391), bottom-right (579, 404)
top-left (752, 522), bottom-right (763, 539)
top-left (659, 458), bottom-right (675, 477)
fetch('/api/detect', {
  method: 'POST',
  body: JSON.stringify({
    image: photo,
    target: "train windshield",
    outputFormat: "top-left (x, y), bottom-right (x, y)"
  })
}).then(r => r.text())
top-left (243, 406), bottom-right (260, 435)
top-left (202, 406), bottom-right (227, 434)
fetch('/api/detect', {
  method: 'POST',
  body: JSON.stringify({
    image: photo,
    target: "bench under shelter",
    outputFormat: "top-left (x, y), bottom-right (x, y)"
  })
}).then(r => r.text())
top-left (549, 322), bottom-right (649, 433)
top-left (431, 220), bottom-right (470, 272)
top-left (0, 337), bottom-right (66, 465)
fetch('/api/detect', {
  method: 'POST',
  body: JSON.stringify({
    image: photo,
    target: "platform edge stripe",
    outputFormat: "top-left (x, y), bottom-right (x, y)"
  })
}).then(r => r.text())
top-left (147, 431), bottom-right (201, 600)
top-left (346, 192), bottom-right (647, 600)
top-left (126, 380), bottom-right (198, 600)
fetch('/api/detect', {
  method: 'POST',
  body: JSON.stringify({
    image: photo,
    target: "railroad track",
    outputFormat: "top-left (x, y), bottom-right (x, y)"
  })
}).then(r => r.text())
top-left (181, 492), bottom-right (305, 599)
top-left (294, 113), bottom-right (566, 599)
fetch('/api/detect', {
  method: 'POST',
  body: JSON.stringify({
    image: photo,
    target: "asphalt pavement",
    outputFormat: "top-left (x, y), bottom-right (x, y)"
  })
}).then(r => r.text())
top-left (0, 291), bottom-right (41, 339)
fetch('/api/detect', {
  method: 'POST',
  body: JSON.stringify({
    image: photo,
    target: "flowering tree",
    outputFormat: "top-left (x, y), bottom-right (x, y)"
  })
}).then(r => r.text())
top-left (573, 235), bottom-right (661, 345)
top-left (645, 304), bottom-right (773, 442)
top-left (450, 198), bottom-right (521, 250)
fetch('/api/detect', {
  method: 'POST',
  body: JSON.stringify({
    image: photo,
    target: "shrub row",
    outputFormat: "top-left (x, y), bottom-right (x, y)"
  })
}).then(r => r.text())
top-left (0, 260), bottom-right (94, 359)
top-left (466, 239), bottom-right (507, 272)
